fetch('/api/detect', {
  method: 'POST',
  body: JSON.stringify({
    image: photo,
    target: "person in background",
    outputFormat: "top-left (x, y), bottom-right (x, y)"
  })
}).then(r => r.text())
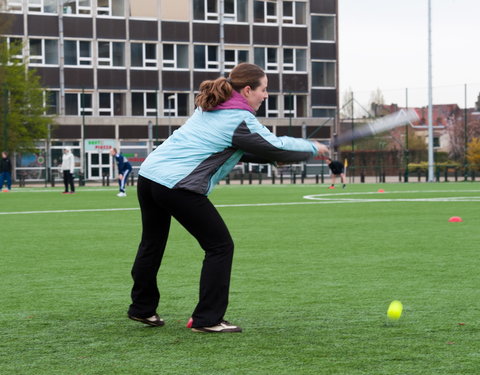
top-left (61, 147), bottom-right (75, 194)
top-left (0, 151), bottom-right (12, 192)
top-left (110, 148), bottom-right (132, 197)
top-left (326, 157), bottom-right (346, 189)
top-left (127, 63), bottom-right (328, 333)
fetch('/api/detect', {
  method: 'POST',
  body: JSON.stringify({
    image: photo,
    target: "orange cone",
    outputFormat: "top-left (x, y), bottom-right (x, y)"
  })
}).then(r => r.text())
top-left (378, 189), bottom-right (385, 193)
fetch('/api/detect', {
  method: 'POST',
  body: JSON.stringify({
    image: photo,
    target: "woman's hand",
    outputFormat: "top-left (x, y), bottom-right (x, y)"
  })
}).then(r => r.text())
top-left (313, 141), bottom-right (329, 156)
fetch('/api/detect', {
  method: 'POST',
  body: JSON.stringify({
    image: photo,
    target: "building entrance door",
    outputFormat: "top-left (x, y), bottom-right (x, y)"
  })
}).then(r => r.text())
top-left (87, 151), bottom-right (113, 180)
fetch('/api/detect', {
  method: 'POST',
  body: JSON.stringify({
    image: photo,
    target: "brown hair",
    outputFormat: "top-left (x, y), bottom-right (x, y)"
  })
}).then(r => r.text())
top-left (195, 63), bottom-right (266, 111)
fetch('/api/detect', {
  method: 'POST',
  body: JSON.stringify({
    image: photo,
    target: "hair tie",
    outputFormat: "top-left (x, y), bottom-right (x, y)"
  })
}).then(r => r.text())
top-left (226, 77), bottom-right (232, 84)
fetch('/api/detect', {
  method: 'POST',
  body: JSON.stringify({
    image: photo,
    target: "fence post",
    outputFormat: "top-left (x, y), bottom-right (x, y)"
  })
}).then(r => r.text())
top-left (248, 173), bottom-right (252, 184)
top-left (240, 173), bottom-right (244, 184)
top-left (272, 172), bottom-right (275, 184)
top-left (258, 173), bottom-right (262, 185)
top-left (315, 174), bottom-right (319, 184)
top-left (280, 173), bottom-right (283, 184)
top-left (79, 172), bottom-right (85, 186)
top-left (454, 168), bottom-right (458, 182)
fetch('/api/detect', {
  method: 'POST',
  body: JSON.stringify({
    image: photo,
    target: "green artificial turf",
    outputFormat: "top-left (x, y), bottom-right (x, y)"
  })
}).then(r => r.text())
top-left (0, 183), bottom-right (479, 374)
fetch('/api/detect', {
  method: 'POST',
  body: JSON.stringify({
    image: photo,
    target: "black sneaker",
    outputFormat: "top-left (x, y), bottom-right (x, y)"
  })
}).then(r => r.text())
top-left (191, 320), bottom-right (242, 333)
top-left (128, 314), bottom-right (165, 327)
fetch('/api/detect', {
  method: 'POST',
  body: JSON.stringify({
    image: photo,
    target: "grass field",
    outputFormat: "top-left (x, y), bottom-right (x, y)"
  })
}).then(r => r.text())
top-left (1, 182), bottom-right (480, 375)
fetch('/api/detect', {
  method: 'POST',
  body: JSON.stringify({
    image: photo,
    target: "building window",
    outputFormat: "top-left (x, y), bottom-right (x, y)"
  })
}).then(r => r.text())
top-left (98, 41), bottom-right (125, 67)
top-left (254, 1), bottom-right (278, 24)
top-left (29, 39), bottom-right (58, 65)
top-left (64, 40), bottom-right (92, 66)
top-left (99, 92), bottom-right (125, 116)
top-left (254, 47), bottom-right (278, 72)
top-left (284, 95), bottom-right (307, 117)
top-left (224, 0), bottom-right (248, 22)
top-left (131, 43), bottom-right (157, 68)
top-left (312, 107), bottom-right (336, 118)
top-left (132, 92), bottom-right (157, 117)
top-left (28, 0), bottom-right (57, 13)
top-left (7, 37), bottom-right (23, 62)
top-left (224, 49), bottom-right (248, 71)
top-left (257, 95), bottom-right (278, 118)
top-left (311, 15), bottom-right (335, 41)
top-left (65, 92), bottom-right (93, 116)
top-left (62, 0), bottom-right (91, 15)
top-left (283, 1), bottom-right (306, 25)
top-left (5, 0), bottom-right (22, 12)
top-left (312, 61), bottom-right (336, 88)
top-left (163, 44), bottom-right (189, 69)
top-left (97, 0), bottom-right (124, 16)
top-left (163, 93), bottom-right (189, 117)
top-left (283, 48), bottom-right (306, 72)
top-left (193, 0), bottom-right (218, 21)
top-left (194, 45), bottom-right (219, 70)
top-left (44, 90), bottom-right (59, 115)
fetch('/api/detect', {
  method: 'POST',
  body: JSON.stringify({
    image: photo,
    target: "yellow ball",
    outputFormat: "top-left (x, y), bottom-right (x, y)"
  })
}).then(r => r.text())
top-left (387, 300), bottom-right (403, 320)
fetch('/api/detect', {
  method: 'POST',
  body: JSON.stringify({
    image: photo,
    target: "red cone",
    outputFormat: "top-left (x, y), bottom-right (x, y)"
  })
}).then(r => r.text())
top-left (448, 216), bottom-right (463, 222)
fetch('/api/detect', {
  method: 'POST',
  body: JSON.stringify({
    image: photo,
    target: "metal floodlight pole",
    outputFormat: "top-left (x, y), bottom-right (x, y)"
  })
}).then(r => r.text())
top-left (219, 0), bottom-right (225, 77)
top-left (2, 84), bottom-right (7, 152)
top-left (464, 83), bottom-right (468, 179)
top-left (168, 94), bottom-right (175, 137)
top-left (155, 89), bottom-right (159, 144)
top-left (288, 93), bottom-right (293, 136)
top-left (147, 120), bottom-right (153, 154)
top-left (405, 88), bottom-right (409, 182)
top-left (427, 0), bottom-right (435, 182)
top-left (81, 88), bottom-right (86, 180)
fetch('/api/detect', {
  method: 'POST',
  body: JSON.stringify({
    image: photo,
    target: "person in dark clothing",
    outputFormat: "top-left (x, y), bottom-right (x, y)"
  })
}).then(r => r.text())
top-left (326, 157), bottom-right (346, 189)
top-left (110, 148), bottom-right (132, 197)
top-left (0, 151), bottom-right (12, 192)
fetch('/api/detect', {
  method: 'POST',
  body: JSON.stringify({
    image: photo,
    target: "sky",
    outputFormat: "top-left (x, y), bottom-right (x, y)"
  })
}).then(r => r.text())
top-left (338, 0), bottom-right (480, 110)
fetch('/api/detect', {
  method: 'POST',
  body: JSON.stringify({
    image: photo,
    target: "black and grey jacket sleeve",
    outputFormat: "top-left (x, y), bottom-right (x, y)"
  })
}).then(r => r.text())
top-left (232, 117), bottom-right (317, 163)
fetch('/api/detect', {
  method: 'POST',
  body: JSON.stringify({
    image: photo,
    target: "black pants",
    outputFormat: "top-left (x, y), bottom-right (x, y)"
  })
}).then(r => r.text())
top-left (63, 171), bottom-right (75, 192)
top-left (128, 176), bottom-right (234, 328)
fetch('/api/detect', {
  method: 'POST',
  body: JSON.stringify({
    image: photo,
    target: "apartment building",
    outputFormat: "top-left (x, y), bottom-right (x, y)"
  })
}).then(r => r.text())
top-left (1, 0), bottom-right (338, 181)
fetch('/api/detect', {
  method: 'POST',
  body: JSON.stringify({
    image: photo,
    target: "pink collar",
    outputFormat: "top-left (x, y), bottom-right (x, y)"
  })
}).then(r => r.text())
top-left (210, 90), bottom-right (255, 113)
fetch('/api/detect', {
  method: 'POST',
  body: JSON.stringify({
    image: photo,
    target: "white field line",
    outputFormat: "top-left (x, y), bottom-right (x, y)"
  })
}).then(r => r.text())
top-left (1, 190), bottom-right (480, 215)
top-left (7, 188), bottom-right (118, 193)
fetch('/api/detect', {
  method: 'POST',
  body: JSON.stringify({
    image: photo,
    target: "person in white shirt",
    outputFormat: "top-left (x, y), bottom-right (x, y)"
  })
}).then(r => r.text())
top-left (61, 147), bottom-right (75, 194)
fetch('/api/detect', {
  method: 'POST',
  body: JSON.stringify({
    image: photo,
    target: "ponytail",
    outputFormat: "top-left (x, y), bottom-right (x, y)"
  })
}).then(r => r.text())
top-left (195, 77), bottom-right (233, 111)
top-left (195, 63), bottom-right (266, 111)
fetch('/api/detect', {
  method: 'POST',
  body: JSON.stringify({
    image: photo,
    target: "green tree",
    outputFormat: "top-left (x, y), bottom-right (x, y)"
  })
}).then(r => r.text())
top-left (466, 137), bottom-right (480, 171)
top-left (0, 34), bottom-right (52, 154)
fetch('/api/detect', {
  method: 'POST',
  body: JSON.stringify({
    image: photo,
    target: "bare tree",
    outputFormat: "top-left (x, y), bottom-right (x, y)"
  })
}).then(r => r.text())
top-left (340, 88), bottom-right (354, 119)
